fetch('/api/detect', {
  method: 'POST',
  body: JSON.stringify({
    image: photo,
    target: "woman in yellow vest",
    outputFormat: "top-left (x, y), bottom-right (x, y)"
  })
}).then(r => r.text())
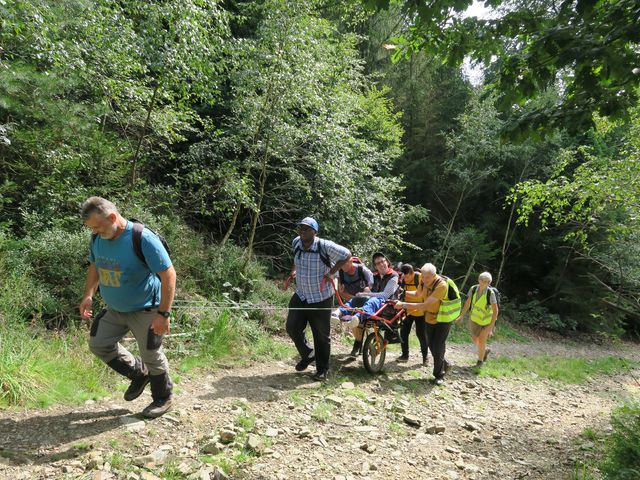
top-left (456, 272), bottom-right (499, 367)
top-left (394, 263), bottom-right (461, 385)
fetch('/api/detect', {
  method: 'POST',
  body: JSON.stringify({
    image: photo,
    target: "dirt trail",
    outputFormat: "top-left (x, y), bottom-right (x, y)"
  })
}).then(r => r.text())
top-left (1, 337), bottom-right (638, 480)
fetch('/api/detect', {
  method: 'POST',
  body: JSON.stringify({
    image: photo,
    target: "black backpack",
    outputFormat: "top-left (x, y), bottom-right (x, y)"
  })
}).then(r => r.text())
top-left (92, 218), bottom-right (171, 269)
top-left (293, 237), bottom-right (331, 268)
top-left (470, 285), bottom-right (500, 309)
top-left (338, 263), bottom-right (367, 295)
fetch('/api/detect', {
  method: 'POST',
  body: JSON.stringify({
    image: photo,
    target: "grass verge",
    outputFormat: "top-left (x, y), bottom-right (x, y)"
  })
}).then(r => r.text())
top-left (0, 324), bottom-right (112, 408)
top-left (477, 355), bottom-right (637, 384)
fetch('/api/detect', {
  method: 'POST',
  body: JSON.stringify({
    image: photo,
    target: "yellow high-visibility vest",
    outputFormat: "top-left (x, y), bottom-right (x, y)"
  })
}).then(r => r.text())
top-left (436, 276), bottom-right (461, 323)
top-left (470, 286), bottom-right (494, 326)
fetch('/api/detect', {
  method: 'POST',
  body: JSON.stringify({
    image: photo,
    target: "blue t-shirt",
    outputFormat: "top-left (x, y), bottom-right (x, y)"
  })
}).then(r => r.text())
top-left (89, 222), bottom-right (172, 312)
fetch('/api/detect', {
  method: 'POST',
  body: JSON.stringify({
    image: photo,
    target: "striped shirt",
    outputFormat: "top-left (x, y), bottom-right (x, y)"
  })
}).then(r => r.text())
top-left (293, 236), bottom-right (350, 304)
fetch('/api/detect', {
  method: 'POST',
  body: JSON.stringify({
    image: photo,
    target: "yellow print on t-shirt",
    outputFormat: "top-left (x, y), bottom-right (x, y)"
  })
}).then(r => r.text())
top-left (98, 268), bottom-right (123, 287)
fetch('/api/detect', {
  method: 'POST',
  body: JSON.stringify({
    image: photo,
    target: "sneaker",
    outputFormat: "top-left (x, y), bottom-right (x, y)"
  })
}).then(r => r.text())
top-left (141, 396), bottom-right (173, 418)
top-left (311, 370), bottom-right (328, 382)
top-left (295, 354), bottom-right (316, 372)
top-left (396, 354), bottom-right (409, 363)
top-left (483, 348), bottom-right (491, 362)
top-left (124, 375), bottom-right (150, 401)
top-left (433, 377), bottom-right (445, 386)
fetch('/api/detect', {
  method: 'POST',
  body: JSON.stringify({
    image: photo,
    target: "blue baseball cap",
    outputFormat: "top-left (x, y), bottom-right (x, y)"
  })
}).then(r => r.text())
top-left (298, 217), bottom-right (319, 232)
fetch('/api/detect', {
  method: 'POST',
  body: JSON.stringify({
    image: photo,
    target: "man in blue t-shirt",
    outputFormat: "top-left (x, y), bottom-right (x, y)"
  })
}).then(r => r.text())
top-left (79, 196), bottom-right (176, 418)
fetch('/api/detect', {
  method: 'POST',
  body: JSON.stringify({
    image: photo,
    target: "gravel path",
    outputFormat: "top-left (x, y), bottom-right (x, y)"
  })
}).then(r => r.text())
top-left (0, 336), bottom-right (638, 480)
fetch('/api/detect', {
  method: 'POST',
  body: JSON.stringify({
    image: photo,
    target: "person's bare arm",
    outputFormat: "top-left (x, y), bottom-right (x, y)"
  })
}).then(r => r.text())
top-left (79, 262), bottom-right (99, 319)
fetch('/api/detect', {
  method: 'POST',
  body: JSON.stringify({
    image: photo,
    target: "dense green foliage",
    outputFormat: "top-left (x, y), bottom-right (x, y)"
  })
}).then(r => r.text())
top-left (367, 0), bottom-right (640, 135)
top-left (0, 0), bottom-right (639, 413)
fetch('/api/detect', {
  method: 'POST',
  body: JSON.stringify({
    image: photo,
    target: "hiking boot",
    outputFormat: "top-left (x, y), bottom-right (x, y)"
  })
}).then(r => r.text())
top-left (396, 354), bottom-right (409, 363)
top-left (143, 372), bottom-right (174, 418)
top-left (141, 396), bottom-right (173, 418)
top-left (106, 356), bottom-right (149, 401)
top-left (295, 353), bottom-right (316, 372)
top-left (124, 374), bottom-right (150, 401)
top-left (311, 370), bottom-right (329, 382)
top-left (483, 348), bottom-right (491, 362)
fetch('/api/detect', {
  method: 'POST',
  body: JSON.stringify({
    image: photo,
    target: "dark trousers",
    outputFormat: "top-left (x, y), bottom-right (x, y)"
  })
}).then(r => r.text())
top-left (285, 293), bottom-right (332, 373)
top-left (425, 322), bottom-right (452, 379)
top-left (400, 314), bottom-right (429, 359)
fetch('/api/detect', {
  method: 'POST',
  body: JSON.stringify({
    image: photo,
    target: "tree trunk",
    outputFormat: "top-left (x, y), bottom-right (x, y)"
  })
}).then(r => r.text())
top-left (440, 182), bottom-right (468, 272)
top-left (496, 159), bottom-right (530, 288)
top-left (130, 83), bottom-right (160, 192)
top-left (496, 199), bottom-right (517, 289)
top-left (460, 253), bottom-right (477, 293)
top-left (220, 203), bottom-right (241, 247)
top-left (245, 132), bottom-right (272, 262)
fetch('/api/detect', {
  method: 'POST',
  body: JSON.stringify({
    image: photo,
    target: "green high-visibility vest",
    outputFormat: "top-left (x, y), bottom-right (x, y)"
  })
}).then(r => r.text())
top-left (470, 285), bottom-right (493, 326)
top-left (436, 276), bottom-right (461, 323)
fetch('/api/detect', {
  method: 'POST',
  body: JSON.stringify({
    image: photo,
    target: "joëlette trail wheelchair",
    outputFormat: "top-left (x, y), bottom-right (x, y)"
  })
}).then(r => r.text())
top-left (333, 282), bottom-right (407, 373)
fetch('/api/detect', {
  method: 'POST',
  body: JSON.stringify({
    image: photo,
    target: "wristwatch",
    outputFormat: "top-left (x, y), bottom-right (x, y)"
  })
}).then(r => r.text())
top-left (158, 310), bottom-right (171, 318)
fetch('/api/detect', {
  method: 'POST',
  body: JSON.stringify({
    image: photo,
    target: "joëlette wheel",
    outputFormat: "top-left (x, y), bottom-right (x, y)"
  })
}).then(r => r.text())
top-left (363, 331), bottom-right (386, 373)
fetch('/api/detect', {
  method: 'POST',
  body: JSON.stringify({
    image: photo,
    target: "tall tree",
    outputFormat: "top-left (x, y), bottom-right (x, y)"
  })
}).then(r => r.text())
top-left (365, 0), bottom-right (640, 135)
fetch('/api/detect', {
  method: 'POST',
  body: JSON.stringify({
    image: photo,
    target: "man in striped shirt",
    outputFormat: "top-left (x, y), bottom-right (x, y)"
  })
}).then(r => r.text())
top-left (286, 217), bottom-right (350, 381)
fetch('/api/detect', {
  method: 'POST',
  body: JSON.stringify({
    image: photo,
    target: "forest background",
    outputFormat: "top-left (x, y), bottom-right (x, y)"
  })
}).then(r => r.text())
top-left (2, 0), bottom-right (638, 337)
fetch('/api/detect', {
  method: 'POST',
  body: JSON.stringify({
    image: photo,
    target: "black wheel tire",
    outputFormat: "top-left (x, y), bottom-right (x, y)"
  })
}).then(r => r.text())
top-left (362, 331), bottom-right (386, 373)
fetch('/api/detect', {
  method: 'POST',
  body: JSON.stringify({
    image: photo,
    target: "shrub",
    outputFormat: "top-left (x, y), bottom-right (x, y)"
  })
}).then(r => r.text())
top-left (22, 229), bottom-right (89, 327)
top-left (600, 401), bottom-right (640, 479)
top-left (512, 300), bottom-right (577, 331)
top-left (0, 233), bottom-right (57, 324)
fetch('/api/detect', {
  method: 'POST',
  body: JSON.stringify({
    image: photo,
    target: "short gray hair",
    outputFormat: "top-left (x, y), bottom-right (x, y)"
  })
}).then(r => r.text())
top-left (478, 271), bottom-right (492, 283)
top-left (420, 263), bottom-right (437, 275)
top-left (81, 196), bottom-right (118, 221)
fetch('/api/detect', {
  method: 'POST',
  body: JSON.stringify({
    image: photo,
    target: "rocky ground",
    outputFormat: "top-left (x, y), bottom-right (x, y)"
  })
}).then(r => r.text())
top-left (0, 335), bottom-right (639, 480)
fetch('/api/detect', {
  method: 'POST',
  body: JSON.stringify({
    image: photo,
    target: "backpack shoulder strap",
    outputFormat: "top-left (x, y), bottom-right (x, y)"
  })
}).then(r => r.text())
top-left (470, 284), bottom-right (478, 306)
top-left (293, 237), bottom-right (302, 258)
top-left (486, 286), bottom-right (494, 308)
top-left (132, 222), bottom-right (146, 264)
top-left (317, 238), bottom-right (332, 268)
